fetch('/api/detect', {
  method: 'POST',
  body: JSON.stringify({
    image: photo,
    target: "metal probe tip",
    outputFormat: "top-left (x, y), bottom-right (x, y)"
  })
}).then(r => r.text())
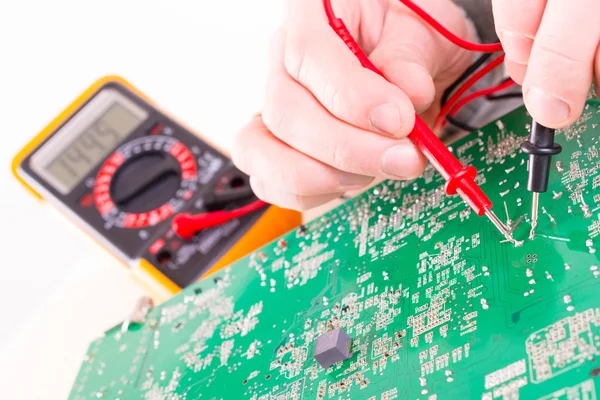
top-left (529, 192), bottom-right (539, 240)
top-left (485, 210), bottom-right (524, 247)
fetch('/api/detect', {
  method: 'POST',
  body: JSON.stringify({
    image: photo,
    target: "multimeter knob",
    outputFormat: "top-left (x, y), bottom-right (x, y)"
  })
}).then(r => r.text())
top-left (94, 135), bottom-right (199, 229)
top-left (110, 151), bottom-right (181, 213)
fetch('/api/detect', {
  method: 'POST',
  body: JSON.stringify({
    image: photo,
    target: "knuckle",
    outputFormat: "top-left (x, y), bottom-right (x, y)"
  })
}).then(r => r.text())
top-left (280, 165), bottom-right (306, 195)
top-left (262, 92), bottom-right (285, 137)
top-left (327, 82), bottom-right (347, 118)
top-left (331, 143), bottom-right (346, 171)
top-left (263, 100), bottom-right (299, 145)
top-left (283, 30), bottom-right (309, 82)
top-left (535, 34), bottom-right (583, 67)
top-left (262, 77), bottom-right (299, 144)
top-left (330, 141), bottom-right (353, 172)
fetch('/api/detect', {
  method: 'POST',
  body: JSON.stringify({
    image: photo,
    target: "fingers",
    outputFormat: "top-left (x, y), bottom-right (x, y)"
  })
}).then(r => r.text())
top-left (232, 116), bottom-right (373, 196)
top-left (370, 0), bottom-right (474, 111)
top-left (264, 23), bottom-right (426, 179)
top-left (283, 0), bottom-right (418, 137)
top-left (504, 60), bottom-right (527, 85)
top-left (596, 47), bottom-right (600, 99)
top-left (262, 64), bottom-right (427, 179)
top-left (250, 177), bottom-right (342, 211)
top-left (523, 0), bottom-right (600, 128)
top-left (492, 0), bottom-right (546, 67)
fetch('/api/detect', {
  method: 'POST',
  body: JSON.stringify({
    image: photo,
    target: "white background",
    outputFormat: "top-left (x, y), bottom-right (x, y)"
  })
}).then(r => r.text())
top-left (0, 1), bottom-right (284, 398)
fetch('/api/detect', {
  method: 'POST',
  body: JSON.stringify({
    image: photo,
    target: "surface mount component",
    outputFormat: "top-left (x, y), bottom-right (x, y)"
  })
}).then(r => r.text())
top-left (313, 328), bottom-right (352, 369)
top-left (70, 95), bottom-right (600, 399)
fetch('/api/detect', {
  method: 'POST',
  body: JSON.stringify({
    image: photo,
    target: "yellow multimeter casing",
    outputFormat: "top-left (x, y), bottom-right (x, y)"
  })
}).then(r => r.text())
top-left (12, 76), bottom-right (301, 301)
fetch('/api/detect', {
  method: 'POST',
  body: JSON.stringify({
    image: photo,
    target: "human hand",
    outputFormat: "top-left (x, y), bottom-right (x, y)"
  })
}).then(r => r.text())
top-left (492, 0), bottom-right (600, 128)
top-left (233, 0), bottom-right (476, 210)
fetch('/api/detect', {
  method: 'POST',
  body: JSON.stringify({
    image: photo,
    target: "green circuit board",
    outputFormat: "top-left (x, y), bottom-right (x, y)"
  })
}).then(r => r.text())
top-left (70, 95), bottom-right (600, 400)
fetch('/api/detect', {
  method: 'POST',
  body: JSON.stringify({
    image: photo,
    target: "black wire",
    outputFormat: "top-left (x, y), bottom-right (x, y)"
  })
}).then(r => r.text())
top-left (486, 92), bottom-right (523, 101)
top-left (445, 115), bottom-right (477, 132)
top-left (445, 87), bottom-right (522, 132)
top-left (441, 54), bottom-right (523, 132)
top-left (440, 52), bottom-right (494, 107)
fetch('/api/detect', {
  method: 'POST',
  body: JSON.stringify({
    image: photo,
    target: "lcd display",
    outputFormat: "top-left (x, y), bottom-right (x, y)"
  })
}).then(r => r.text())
top-left (44, 104), bottom-right (141, 191)
top-left (30, 88), bottom-right (148, 194)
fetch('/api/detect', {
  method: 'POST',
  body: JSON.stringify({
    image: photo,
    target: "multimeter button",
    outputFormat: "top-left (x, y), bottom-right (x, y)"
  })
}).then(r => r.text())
top-left (149, 123), bottom-right (164, 135)
top-left (149, 239), bottom-right (165, 254)
top-left (79, 193), bottom-right (94, 208)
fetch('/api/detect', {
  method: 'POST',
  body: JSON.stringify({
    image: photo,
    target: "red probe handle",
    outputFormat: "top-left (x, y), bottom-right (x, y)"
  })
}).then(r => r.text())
top-left (172, 211), bottom-right (232, 239)
top-left (329, 17), bottom-right (492, 216)
top-left (410, 118), bottom-right (491, 216)
top-left (172, 200), bottom-right (269, 239)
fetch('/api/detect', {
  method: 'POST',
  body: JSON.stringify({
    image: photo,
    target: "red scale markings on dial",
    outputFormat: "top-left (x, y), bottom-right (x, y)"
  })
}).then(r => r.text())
top-left (122, 204), bottom-right (176, 229)
top-left (170, 141), bottom-right (198, 181)
top-left (93, 138), bottom-right (199, 229)
top-left (94, 152), bottom-right (125, 216)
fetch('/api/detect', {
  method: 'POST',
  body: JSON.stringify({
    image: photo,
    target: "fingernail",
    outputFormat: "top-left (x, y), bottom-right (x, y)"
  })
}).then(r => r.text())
top-left (369, 103), bottom-right (403, 136)
top-left (381, 143), bottom-right (419, 179)
top-left (338, 172), bottom-right (374, 189)
top-left (500, 31), bottom-right (533, 65)
top-left (526, 87), bottom-right (571, 126)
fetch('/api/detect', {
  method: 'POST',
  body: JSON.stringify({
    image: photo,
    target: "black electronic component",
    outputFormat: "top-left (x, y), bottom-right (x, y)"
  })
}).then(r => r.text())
top-left (313, 328), bottom-right (352, 369)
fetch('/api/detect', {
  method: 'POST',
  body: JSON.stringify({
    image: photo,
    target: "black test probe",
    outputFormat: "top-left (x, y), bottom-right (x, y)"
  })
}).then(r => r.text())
top-left (520, 121), bottom-right (562, 239)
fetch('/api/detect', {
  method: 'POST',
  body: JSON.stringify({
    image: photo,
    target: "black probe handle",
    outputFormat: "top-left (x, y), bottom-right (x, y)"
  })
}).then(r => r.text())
top-left (520, 121), bottom-right (562, 193)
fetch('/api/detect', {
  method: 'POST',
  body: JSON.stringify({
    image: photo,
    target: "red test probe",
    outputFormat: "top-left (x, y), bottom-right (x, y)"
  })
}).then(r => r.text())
top-left (323, 0), bottom-right (521, 246)
top-left (172, 200), bottom-right (269, 240)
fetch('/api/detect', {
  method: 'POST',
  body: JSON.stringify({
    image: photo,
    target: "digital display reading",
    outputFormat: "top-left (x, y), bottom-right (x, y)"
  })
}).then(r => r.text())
top-left (43, 103), bottom-right (143, 192)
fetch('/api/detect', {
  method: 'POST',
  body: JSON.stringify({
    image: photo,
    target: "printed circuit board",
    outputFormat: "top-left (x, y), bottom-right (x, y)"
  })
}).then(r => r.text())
top-left (70, 95), bottom-right (600, 400)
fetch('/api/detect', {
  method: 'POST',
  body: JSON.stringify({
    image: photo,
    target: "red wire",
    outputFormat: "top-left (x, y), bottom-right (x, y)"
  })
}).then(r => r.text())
top-left (323, 0), bottom-right (498, 217)
top-left (434, 53), bottom-right (506, 130)
top-left (172, 200), bottom-right (269, 239)
top-left (324, 0), bottom-right (335, 21)
top-left (227, 200), bottom-right (269, 219)
top-left (325, 0), bottom-right (502, 53)
top-left (448, 79), bottom-right (516, 118)
top-left (397, 0), bottom-right (503, 53)
top-left (174, 0), bottom-right (507, 238)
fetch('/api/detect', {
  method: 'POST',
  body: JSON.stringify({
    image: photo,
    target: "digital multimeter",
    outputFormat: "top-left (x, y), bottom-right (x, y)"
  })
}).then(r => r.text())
top-left (12, 76), bottom-right (301, 299)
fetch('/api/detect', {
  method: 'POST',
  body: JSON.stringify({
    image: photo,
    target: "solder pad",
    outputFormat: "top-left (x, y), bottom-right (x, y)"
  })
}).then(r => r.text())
top-left (70, 96), bottom-right (600, 400)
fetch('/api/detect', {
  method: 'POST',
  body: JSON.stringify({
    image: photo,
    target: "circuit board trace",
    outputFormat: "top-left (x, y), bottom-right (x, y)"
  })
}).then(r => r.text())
top-left (70, 98), bottom-right (600, 400)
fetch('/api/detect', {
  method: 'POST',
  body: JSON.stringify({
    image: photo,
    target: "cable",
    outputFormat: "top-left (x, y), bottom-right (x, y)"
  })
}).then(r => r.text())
top-left (434, 53), bottom-right (506, 130)
top-left (448, 79), bottom-right (515, 118)
top-left (444, 79), bottom-right (515, 131)
top-left (323, 0), bottom-right (520, 245)
top-left (397, 0), bottom-right (503, 53)
top-left (441, 53), bottom-right (494, 108)
top-left (443, 79), bottom-right (515, 132)
top-left (446, 115), bottom-right (477, 132)
top-left (172, 200), bottom-right (269, 239)
top-left (487, 92), bottom-right (523, 101)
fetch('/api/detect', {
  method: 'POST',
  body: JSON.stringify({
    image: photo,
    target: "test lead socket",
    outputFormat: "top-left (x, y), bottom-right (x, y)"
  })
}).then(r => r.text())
top-left (520, 121), bottom-right (562, 239)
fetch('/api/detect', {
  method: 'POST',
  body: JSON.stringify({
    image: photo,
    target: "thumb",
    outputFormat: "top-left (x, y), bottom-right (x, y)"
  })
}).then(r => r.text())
top-left (369, 0), bottom-right (475, 113)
